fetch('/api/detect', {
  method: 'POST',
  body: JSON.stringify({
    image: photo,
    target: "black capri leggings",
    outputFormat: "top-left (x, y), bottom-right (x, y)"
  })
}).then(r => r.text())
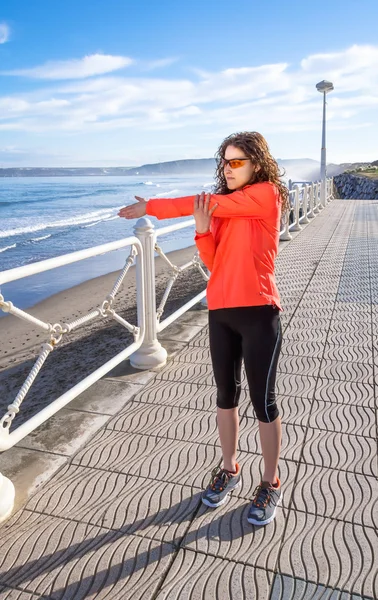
top-left (209, 305), bottom-right (282, 423)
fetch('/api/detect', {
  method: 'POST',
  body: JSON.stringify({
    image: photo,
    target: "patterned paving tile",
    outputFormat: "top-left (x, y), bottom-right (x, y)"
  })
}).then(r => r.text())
top-left (284, 328), bottom-right (328, 343)
top-left (291, 463), bottom-right (378, 528)
top-left (332, 310), bottom-right (371, 324)
top-left (271, 573), bottom-right (372, 600)
top-left (188, 328), bottom-right (210, 347)
top-left (293, 307), bottom-right (335, 319)
top-left (287, 317), bottom-right (331, 331)
top-left (313, 379), bottom-right (375, 408)
top-left (301, 429), bottom-right (377, 476)
top-left (280, 338), bottom-right (325, 358)
top-left (155, 361), bottom-right (216, 386)
top-left (326, 330), bottom-right (372, 346)
top-left (72, 429), bottom-right (173, 472)
top-left (308, 400), bottom-right (376, 437)
top-left (172, 346), bottom-right (212, 364)
top-left (0, 511), bottom-right (175, 600)
top-left (322, 344), bottom-right (373, 363)
top-left (277, 355), bottom-right (322, 377)
top-left (106, 402), bottom-right (220, 445)
top-left (277, 511), bottom-right (378, 599)
top-left (26, 464), bottom-right (201, 544)
top-left (155, 549), bottom-right (273, 600)
top-left (276, 373), bottom-right (317, 398)
top-left (328, 320), bottom-right (371, 334)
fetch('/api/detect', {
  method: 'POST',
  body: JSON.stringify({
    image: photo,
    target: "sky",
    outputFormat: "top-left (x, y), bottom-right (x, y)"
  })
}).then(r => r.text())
top-left (1, 0), bottom-right (378, 167)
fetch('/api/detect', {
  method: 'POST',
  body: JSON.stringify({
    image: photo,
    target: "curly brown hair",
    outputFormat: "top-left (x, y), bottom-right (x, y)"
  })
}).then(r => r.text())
top-left (214, 131), bottom-right (289, 213)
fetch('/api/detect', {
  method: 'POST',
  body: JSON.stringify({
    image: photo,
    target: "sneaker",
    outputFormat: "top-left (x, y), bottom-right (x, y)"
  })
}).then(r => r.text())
top-left (247, 479), bottom-right (282, 525)
top-left (202, 463), bottom-right (241, 508)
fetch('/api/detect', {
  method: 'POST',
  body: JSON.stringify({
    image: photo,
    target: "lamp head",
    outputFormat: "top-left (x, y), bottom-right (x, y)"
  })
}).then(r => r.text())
top-left (316, 80), bottom-right (334, 94)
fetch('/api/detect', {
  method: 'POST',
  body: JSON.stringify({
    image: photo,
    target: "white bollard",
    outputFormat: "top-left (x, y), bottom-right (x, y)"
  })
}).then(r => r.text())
top-left (130, 217), bottom-right (167, 369)
top-left (0, 471), bottom-right (15, 523)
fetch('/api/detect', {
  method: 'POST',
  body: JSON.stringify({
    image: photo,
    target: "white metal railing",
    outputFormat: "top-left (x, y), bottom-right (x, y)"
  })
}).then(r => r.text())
top-left (0, 177), bottom-right (334, 521)
top-left (280, 177), bottom-right (333, 240)
top-left (0, 236), bottom-right (145, 522)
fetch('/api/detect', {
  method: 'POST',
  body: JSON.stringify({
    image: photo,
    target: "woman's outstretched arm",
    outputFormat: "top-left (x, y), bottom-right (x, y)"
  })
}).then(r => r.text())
top-left (118, 182), bottom-right (278, 222)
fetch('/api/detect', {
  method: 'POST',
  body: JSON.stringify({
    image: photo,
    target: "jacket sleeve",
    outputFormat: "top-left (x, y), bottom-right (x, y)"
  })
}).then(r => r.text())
top-left (194, 231), bottom-right (216, 271)
top-left (146, 182), bottom-right (278, 220)
top-left (146, 196), bottom-right (194, 219)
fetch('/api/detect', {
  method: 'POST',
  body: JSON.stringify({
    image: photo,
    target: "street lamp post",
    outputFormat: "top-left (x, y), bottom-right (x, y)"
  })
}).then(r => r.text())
top-left (316, 80), bottom-right (334, 207)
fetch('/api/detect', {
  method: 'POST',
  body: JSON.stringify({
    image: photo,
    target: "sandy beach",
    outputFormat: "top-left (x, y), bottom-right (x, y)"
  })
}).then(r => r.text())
top-left (0, 245), bottom-right (207, 427)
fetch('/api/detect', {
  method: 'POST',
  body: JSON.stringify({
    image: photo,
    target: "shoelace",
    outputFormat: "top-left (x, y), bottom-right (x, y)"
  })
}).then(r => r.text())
top-left (209, 467), bottom-right (232, 493)
top-left (252, 484), bottom-right (276, 509)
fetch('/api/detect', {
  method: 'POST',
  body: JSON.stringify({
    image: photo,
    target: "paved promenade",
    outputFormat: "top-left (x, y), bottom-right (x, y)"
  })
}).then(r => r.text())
top-left (0, 199), bottom-right (377, 599)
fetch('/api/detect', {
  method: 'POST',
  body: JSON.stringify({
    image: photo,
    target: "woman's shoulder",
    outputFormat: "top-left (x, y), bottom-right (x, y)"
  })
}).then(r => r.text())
top-left (244, 181), bottom-right (277, 190)
top-left (243, 181), bottom-right (280, 199)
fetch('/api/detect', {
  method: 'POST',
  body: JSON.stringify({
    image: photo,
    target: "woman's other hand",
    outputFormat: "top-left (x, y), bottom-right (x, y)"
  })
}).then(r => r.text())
top-left (194, 192), bottom-right (217, 234)
top-left (118, 196), bottom-right (147, 219)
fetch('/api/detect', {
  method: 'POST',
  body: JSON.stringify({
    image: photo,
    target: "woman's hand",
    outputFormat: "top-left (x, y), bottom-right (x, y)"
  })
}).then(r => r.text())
top-left (118, 196), bottom-right (147, 220)
top-left (194, 192), bottom-right (217, 234)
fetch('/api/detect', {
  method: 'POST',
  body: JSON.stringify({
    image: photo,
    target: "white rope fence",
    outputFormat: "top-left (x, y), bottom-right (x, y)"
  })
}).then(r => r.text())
top-left (155, 243), bottom-right (209, 322)
top-left (0, 245), bottom-right (140, 433)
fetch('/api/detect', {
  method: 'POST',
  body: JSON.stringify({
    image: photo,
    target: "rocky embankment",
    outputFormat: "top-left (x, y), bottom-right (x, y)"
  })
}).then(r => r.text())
top-left (334, 173), bottom-right (378, 199)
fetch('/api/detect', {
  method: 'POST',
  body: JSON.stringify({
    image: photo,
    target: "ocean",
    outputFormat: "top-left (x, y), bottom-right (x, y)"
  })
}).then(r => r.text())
top-left (0, 175), bottom-right (214, 310)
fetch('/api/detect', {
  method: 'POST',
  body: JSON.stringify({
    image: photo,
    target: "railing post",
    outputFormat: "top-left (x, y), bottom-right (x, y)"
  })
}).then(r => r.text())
top-left (280, 182), bottom-right (292, 241)
top-left (314, 182), bottom-right (320, 215)
top-left (329, 177), bottom-right (334, 201)
top-left (326, 178), bottom-right (332, 203)
top-left (130, 217), bottom-right (167, 369)
top-left (318, 181), bottom-right (324, 210)
top-left (291, 185), bottom-right (301, 232)
top-left (308, 184), bottom-right (315, 218)
top-left (301, 185), bottom-right (310, 224)
top-left (0, 441), bottom-right (15, 521)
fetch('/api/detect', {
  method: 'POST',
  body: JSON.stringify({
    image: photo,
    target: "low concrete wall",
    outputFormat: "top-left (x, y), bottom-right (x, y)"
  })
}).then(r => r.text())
top-left (334, 173), bottom-right (378, 199)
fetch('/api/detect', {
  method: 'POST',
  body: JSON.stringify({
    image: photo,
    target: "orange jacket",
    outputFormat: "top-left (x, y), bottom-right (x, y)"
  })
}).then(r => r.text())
top-left (146, 181), bottom-right (282, 311)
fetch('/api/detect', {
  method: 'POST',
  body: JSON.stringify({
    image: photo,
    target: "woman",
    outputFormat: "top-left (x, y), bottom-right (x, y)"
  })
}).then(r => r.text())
top-left (119, 131), bottom-right (289, 526)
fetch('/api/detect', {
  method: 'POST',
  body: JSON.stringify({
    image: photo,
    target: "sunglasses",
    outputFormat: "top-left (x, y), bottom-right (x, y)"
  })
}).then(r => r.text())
top-left (220, 157), bottom-right (251, 169)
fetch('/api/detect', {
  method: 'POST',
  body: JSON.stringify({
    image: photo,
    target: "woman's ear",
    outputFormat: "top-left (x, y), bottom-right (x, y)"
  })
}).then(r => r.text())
top-left (255, 164), bottom-right (262, 173)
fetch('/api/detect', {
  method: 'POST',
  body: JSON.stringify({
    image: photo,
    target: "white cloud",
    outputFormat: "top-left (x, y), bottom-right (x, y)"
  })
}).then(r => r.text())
top-left (301, 44), bottom-right (378, 74)
top-left (1, 44), bottom-right (378, 162)
top-left (3, 53), bottom-right (133, 80)
top-left (0, 23), bottom-right (10, 44)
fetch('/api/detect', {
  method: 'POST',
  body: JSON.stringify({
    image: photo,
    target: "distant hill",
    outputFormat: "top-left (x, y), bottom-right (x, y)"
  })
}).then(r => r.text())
top-left (327, 162), bottom-right (372, 176)
top-left (0, 159), bottom-right (215, 178)
top-left (125, 158), bottom-right (216, 176)
top-left (0, 158), bottom-right (371, 181)
top-left (0, 166), bottom-right (134, 177)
